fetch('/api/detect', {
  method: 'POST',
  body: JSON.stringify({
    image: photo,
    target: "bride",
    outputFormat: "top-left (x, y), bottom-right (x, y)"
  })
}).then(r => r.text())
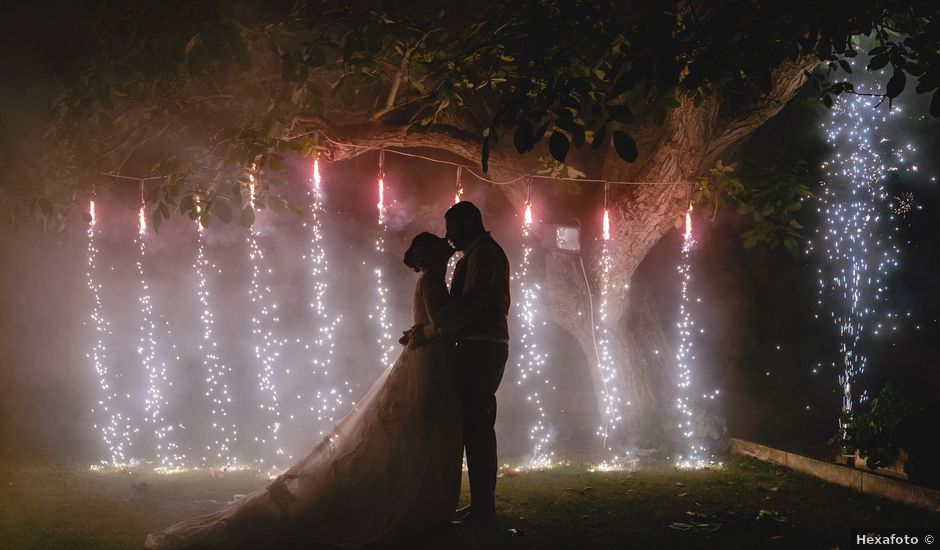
top-left (146, 233), bottom-right (462, 549)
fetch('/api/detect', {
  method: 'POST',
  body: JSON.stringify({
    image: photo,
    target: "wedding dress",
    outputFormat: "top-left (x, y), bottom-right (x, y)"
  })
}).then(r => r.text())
top-left (145, 269), bottom-right (462, 549)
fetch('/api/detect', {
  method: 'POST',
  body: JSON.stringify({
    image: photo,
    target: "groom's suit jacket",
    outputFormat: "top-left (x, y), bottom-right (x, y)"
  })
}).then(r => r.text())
top-left (433, 232), bottom-right (510, 342)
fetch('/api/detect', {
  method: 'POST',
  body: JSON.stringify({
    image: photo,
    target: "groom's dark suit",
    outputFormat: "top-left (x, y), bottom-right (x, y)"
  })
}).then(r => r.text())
top-left (427, 232), bottom-right (510, 517)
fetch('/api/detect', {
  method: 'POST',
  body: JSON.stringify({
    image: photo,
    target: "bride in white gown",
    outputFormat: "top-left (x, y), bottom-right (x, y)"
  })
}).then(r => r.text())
top-left (146, 233), bottom-right (462, 549)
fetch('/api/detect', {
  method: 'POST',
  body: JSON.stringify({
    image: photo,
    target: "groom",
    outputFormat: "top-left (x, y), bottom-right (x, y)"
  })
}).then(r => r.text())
top-left (408, 201), bottom-right (510, 525)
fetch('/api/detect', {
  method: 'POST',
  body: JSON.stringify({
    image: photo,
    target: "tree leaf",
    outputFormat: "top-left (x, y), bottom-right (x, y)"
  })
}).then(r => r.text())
top-left (886, 70), bottom-right (906, 99)
top-left (213, 199), bottom-right (232, 224)
top-left (548, 130), bottom-right (569, 163)
top-left (606, 104), bottom-right (633, 124)
top-left (240, 205), bottom-right (255, 227)
top-left (867, 54), bottom-right (889, 71)
top-left (612, 131), bottom-right (637, 162)
top-left (592, 124), bottom-right (607, 149)
top-left (838, 59), bottom-right (852, 74)
top-left (612, 72), bottom-right (637, 96)
top-left (513, 119), bottom-right (533, 153)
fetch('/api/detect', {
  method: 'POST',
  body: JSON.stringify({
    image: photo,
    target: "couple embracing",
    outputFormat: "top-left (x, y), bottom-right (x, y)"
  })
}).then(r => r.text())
top-left (146, 201), bottom-right (511, 549)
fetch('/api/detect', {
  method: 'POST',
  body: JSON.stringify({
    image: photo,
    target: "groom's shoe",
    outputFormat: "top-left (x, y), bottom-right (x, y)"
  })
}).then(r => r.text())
top-left (454, 505), bottom-right (472, 520)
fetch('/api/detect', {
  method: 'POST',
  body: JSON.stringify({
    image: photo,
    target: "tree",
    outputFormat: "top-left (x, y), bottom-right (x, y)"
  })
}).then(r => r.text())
top-left (2, 0), bottom-right (938, 446)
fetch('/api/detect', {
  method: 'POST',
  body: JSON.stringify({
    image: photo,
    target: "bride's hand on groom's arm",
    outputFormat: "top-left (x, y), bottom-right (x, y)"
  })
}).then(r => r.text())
top-left (407, 324), bottom-right (430, 349)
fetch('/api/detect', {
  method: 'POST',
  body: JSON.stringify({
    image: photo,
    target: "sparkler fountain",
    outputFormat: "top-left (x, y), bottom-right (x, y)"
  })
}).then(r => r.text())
top-left (299, 159), bottom-right (349, 437)
top-left (512, 191), bottom-right (555, 468)
top-left (246, 171), bottom-right (287, 465)
top-left (85, 199), bottom-right (135, 466)
top-left (193, 196), bottom-right (239, 467)
top-left (134, 184), bottom-right (182, 469)
top-left (812, 75), bottom-right (906, 432)
top-left (591, 189), bottom-right (631, 471)
top-left (372, 151), bottom-right (395, 370)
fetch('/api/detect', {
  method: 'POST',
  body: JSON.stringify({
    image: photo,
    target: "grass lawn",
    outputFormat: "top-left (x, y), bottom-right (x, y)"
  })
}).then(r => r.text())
top-left (1, 454), bottom-right (936, 549)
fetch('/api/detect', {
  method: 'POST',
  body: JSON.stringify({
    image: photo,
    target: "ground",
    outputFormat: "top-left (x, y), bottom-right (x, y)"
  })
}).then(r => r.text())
top-left (1, 454), bottom-right (936, 549)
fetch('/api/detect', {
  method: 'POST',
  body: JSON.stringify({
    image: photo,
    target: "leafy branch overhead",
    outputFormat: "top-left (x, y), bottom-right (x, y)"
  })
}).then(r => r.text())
top-left (1, 0), bottom-right (939, 234)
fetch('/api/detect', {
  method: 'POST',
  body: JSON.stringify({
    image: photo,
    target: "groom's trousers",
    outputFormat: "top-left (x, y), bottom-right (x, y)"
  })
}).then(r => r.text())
top-left (456, 340), bottom-right (508, 516)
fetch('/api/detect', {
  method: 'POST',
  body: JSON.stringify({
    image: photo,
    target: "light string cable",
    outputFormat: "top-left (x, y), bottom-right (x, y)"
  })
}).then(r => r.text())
top-left (135, 180), bottom-right (182, 469)
top-left (193, 194), bottom-right (239, 467)
top-left (317, 136), bottom-right (691, 188)
top-left (513, 179), bottom-right (554, 468)
top-left (372, 150), bottom-right (395, 370)
top-left (85, 187), bottom-right (134, 467)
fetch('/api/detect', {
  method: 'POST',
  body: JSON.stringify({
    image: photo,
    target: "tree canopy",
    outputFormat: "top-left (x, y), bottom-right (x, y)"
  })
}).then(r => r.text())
top-left (0, 0), bottom-right (937, 236)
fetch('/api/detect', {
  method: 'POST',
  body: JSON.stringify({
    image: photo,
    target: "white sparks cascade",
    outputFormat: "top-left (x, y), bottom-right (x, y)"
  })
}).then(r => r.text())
top-left (675, 207), bottom-right (708, 468)
top-left (812, 83), bottom-right (904, 421)
top-left (85, 201), bottom-right (134, 465)
top-left (246, 174), bottom-right (286, 464)
top-left (135, 202), bottom-right (182, 468)
top-left (301, 160), bottom-right (349, 436)
top-left (512, 201), bottom-right (555, 468)
top-left (194, 200), bottom-right (239, 467)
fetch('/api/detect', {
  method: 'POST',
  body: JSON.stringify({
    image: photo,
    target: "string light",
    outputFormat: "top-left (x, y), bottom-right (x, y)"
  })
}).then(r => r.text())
top-left (135, 181), bottom-right (180, 468)
top-left (513, 184), bottom-right (554, 468)
top-left (193, 195), bottom-right (238, 467)
top-left (372, 151), bottom-right (395, 369)
top-left (593, 184), bottom-right (630, 470)
top-left (809, 74), bottom-right (906, 429)
top-left (246, 169), bottom-right (286, 463)
top-left (84, 197), bottom-right (134, 465)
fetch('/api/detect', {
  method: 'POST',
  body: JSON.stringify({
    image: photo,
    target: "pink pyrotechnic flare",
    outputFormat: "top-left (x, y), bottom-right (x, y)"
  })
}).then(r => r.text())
top-left (524, 201), bottom-right (533, 225)
top-left (89, 200), bottom-right (96, 226)
top-left (684, 205), bottom-right (693, 241)
top-left (138, 205), bottom-right (147, 235)
top-left (454, 189), bottom-right (462, 205)
top-left (377, 177), bottom-right (385, 224)
top-left (313, 159), bottom-right (321, 193)
top-left (603, 209), bottom-right (611, 240)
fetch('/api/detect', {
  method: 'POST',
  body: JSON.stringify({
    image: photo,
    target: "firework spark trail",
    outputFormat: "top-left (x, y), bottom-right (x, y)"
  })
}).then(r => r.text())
top-left (300, 160), bottom-right (349, 437)
top-left (813, 85), bottom-right (903, 421)
top-left (194, 207), bottom-right (238, 467)
top-left (246, 175), bottom-right (286, 464)
top-left (135, 202), bottom-right (179, 468)
top-left (85, 201), bottom-right (134, 465)
top-left (512, 201), bottom-right (554, 469)
top-left (372, 160), bottom-right (395, 370)
top-left (674, 207), bottom-right (708, 469)
top-left (593, 240), bottom-right (629, 468)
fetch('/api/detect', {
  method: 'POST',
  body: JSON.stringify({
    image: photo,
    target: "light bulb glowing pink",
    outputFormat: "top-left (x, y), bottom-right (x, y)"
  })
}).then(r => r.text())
top-left (524, 201), bottom-right (533, 225)
top-left (89, 200), bottom-right (96, 226)
top-left (603, 209), bottom-right (610, 240)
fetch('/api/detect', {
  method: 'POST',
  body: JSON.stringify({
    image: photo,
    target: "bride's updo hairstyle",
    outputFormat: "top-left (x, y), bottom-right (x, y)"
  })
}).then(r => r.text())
top-left (404, 232), bottom-right (448, 272)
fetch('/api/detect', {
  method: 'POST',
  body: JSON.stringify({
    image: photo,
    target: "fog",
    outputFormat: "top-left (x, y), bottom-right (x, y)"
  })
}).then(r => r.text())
top-left (0, 153), bottom-right (606, 466)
